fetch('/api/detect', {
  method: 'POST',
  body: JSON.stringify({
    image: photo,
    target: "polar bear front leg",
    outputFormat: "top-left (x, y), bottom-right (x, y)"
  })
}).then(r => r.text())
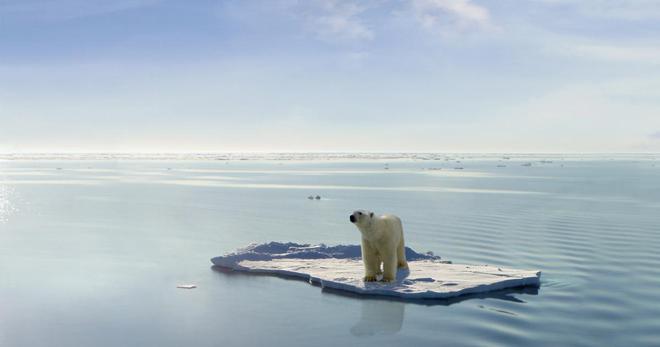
top-left (382, 253), bottom-right (398, 282)
top-left (361, 240), bottom-right (380, 282)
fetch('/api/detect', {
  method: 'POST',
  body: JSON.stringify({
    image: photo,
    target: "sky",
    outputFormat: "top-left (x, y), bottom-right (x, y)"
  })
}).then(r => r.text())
top-left (1, 0), bottom-right (659, 153)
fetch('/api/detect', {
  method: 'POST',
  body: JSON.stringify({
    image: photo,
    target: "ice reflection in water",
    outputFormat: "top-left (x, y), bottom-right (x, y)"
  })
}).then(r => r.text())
top-left (350, 300), bottom-right (405, 337)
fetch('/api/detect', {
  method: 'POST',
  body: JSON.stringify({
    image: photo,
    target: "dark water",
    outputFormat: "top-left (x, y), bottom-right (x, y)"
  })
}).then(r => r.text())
top-left (1, 157), bottom-right (659, 346)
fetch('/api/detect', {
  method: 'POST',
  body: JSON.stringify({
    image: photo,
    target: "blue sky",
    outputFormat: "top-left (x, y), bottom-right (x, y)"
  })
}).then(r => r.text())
top-left (1, 0), bottom-right (659, 152)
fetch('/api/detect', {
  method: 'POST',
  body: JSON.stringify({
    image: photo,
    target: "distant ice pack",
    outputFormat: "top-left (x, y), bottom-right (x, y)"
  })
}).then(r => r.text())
top-left (211, 242), bottom-right (541, 300)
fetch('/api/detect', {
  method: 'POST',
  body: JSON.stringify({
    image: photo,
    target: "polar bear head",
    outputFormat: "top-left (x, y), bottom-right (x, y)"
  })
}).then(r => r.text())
top-left (349, 210), bottom-right (374, 227)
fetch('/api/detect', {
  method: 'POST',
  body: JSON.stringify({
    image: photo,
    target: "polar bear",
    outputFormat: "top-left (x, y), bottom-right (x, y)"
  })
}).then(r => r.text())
top-left (349, 210), bottom-right (408, 282)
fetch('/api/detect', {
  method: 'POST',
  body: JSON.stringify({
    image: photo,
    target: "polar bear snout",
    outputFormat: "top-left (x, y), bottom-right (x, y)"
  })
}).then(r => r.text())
top-left (350, 210), bottom-right (372, 225)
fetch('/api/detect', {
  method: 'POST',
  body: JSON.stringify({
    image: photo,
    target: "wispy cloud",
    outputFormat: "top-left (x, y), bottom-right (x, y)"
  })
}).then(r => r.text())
top-left (281, 0), bottom-right (375, 43)
top-left (301, 0), bottom-right (496, 40)
top-left (220, 0), bottom-right (494, 43)
top-left (410, 0), bottom-right (491, 33)
top-left (301, 0), bottom-right (374, 42)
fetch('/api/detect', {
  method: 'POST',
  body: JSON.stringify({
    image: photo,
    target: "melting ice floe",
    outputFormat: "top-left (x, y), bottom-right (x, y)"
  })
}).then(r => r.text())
top-left (211, 242), bottom-right (541, 300)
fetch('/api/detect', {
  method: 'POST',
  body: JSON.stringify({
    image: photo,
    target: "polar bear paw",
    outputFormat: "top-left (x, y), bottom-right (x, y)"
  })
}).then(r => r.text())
top-left (381, 276), bottom-right (395, 282)
top-left (363, 275), bottom-right (378, 282)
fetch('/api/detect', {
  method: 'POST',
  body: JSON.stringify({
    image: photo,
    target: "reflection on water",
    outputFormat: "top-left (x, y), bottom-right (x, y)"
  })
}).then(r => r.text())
top-left (350, 300), bottom-right (405, 337)
top-left (156, 180), bottom-right (546, 195)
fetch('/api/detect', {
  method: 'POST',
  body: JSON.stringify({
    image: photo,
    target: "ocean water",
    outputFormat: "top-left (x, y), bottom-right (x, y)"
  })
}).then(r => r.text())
top-left (1, 155), bottom-right (659, 346)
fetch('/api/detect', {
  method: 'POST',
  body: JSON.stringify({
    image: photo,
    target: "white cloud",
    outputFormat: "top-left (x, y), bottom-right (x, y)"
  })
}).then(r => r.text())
top-left (220, 0), bottom-right (495, 43)
top-left (302, 0), bottom-right (374, 42)
top-left (220, 0), bottom-right (375, 43)
top-left (311, 0), bottom-right (374, 40)
top-left (283, 0), bottom-right (495, 42)
top-left (411, 0), bottom-right (491, 32)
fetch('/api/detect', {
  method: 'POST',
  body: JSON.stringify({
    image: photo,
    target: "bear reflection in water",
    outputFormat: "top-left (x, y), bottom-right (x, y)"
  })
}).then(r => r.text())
top-left (350, 300), bottom-right (405, 337)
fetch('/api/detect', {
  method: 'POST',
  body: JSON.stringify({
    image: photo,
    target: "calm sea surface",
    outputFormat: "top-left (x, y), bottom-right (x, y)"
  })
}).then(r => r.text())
top-left (1, 155), bottom-right (659, 346)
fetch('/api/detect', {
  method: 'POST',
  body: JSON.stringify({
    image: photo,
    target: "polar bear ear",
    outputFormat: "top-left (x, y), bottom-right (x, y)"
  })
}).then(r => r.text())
top-left (370, 212), bottom-right (374, 218)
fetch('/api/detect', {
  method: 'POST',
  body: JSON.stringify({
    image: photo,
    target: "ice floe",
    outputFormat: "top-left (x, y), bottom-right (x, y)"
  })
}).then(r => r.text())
top-left (211, 242), bottom-right (541, 300)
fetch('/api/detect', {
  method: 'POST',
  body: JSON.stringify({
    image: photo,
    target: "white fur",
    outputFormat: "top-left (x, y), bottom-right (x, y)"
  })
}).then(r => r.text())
top-left (350, 210), bottom-right (408, 282)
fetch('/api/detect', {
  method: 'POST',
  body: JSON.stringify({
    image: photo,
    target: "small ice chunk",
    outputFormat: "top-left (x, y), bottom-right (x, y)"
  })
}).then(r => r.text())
top-left (177, 284), bottom-right (197, 289)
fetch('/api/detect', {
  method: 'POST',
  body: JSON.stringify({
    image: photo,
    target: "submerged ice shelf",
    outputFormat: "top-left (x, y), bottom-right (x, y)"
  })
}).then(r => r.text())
top-left (211, 242), bottom-right (541, 300)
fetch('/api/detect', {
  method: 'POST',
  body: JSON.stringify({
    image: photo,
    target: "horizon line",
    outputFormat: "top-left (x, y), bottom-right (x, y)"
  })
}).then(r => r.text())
top-left (1, 151), bottom-right (659, 155)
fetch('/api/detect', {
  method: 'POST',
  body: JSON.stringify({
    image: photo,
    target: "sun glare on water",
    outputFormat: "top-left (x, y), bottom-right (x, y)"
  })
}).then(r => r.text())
top-left (0, 185), bottom-right (17, 223)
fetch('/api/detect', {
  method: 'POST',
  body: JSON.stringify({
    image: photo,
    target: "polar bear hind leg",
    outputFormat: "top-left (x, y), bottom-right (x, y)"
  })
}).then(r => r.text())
top-left (397, 239), bottom-right (408, 269)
